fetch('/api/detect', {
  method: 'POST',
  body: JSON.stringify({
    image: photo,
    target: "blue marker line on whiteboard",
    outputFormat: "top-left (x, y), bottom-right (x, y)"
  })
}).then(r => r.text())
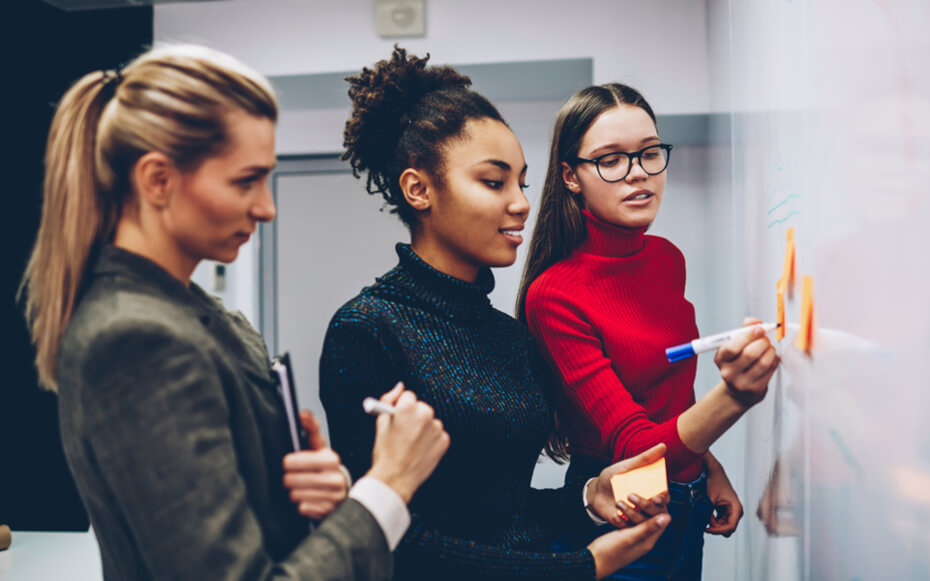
top-left (666, 323), bottom-right (780, 363)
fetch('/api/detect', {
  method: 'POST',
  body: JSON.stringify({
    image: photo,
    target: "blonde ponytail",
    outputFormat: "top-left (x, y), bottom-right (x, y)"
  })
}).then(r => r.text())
top-left (21, 72), bottom-right (118, 391)
top-left (21, 45), bottom-right (278, 391)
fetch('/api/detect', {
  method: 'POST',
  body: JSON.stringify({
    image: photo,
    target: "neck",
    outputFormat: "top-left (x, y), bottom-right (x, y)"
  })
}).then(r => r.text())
top-left (578, 210), bottom-right (648, 258)
top-left (410, 235), bottom-right (480, 283)
top-left (112, 219), bottom-right (197, 284)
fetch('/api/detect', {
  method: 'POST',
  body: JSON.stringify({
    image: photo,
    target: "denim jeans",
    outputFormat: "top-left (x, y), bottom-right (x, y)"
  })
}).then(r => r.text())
top-left (555, 456), bottom-right (714, 580)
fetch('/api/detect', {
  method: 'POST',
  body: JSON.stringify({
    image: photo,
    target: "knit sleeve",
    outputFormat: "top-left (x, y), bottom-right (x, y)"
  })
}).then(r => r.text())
top-left (319, 310), bottom-right (401, 482)
top-left (319, 313), bottom-right (597, 581)
top-left (525, 278), bottom-right (701, 472)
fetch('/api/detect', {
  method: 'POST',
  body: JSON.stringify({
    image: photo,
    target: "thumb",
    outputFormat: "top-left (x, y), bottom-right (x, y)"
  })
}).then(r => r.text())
top-left (634, 513), bottom-right (671, 538)
top-left (300, 409), bottom-right (327, 450)
top-left (602, 443), bottom-right (667, 479)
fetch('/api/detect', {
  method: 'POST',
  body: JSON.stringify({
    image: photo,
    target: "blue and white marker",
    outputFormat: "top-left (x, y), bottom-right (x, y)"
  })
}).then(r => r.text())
top-left (666, 322), bottom-right (780, 363)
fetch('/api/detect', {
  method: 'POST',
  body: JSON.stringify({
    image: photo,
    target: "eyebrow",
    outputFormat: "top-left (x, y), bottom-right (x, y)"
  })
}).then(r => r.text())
top-left (477, 159), bottom-right (529, 174)
top-left (587, 136), bottom-right (660, 156)
top-left (237, 164), bottom-right (275, 177)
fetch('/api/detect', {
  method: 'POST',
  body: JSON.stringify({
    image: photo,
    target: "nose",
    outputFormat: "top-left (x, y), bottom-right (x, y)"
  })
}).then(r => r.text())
top-left (250, 181), bottom-right (276, 223)
top-left (625, 156), bottom-right (648, 182)
top-left (509, 184), bottom-right (531, 219)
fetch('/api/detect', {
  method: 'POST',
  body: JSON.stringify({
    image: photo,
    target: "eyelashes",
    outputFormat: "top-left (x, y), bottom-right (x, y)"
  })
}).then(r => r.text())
top-left (482, 180), bottom-right (530, 191)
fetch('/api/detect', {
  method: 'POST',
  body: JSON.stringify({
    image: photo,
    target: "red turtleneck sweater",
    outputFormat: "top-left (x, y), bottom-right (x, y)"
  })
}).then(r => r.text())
top-left (526, 211), bottom-right (704, 481)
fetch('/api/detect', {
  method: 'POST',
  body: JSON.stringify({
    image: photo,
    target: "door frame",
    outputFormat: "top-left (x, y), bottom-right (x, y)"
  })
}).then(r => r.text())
top-left (258, 154), bottom-right (349, 354)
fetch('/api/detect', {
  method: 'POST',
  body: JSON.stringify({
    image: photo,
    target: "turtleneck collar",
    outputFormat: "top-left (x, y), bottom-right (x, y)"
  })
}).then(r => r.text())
top-left (577, 209), bottom-right (647, 258)
top-left (375, 243), bottom-right (495, 322)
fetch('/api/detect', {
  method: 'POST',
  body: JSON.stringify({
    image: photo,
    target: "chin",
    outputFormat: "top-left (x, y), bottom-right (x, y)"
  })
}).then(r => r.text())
top-left (211, 248), bottom-right (240, 264)
top-left (489, 254), bottom-right (518, 268)
top-left (616, 212), bottom-right (657, 229)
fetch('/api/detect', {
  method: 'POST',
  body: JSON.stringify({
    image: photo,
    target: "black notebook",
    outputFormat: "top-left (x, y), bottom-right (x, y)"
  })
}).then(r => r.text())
top-left (271, 352), bottom-right (310, 452)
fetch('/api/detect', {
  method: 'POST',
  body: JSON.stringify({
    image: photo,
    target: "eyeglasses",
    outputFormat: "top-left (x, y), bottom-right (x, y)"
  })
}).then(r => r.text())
top-left (574, 143), bottom-right (673, 183)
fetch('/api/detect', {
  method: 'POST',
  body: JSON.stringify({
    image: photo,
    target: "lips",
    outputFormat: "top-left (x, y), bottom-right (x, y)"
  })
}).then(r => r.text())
top-left (623, 190), bottom-right (654, 202)
top-left (500, 225), bottom-right (524, 244)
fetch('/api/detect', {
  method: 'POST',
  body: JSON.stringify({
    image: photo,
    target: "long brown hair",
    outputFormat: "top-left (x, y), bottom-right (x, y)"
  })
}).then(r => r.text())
top-left (20, 44), bottom-right (277, 391)
top-left (516, 83), bottom-right (657, 323)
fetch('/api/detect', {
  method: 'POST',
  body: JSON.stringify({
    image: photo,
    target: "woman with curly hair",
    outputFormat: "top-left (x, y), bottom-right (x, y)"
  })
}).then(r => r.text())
top-left (319, 47), bottom-right (672, 581)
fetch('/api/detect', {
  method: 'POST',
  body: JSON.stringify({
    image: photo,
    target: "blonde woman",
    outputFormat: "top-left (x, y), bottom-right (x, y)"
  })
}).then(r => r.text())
top-left (21, 44), bottom-right (448, 580)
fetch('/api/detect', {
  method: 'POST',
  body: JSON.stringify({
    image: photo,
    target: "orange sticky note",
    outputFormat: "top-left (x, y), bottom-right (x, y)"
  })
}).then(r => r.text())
top-left (610, 457), bottom-right (668, 510)
top-left (796, 275), bottom-right (815, 354)
top-left (782, 228), bottom-right (796, 299)
top-left (776, 277), bottom-right (787, 341)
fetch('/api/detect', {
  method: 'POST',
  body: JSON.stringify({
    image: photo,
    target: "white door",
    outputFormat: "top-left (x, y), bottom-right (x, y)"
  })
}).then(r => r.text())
top-left (266, 160), bottom-right (408, 439)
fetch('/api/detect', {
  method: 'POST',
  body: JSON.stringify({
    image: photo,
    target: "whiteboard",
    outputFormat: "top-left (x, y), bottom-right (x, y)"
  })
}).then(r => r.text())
top-left (724, 1), bottom-right (930, 579)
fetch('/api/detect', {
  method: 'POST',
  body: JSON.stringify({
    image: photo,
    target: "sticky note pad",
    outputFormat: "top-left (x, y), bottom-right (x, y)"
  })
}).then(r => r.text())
top-left (796, 275), bottom-right (815, 354)
top-left (782, 228), bottom-right (796, 299)
top-left (610, 456), bottom-right (668, 510)
top-left (776, 277), bottom-right (787, 341)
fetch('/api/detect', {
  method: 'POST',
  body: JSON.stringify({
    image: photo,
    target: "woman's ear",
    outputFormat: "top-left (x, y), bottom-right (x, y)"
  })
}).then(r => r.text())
top-left (561, 161), bottom-right (582, 194)
top-left (399, 168), bottom-right (432, 211)
top-left (132, 152), bottom-right (178, 209)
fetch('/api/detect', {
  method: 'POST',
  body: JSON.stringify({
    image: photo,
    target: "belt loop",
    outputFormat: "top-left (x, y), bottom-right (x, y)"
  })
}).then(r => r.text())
top-left (688, 473), bottom-right (706, 504)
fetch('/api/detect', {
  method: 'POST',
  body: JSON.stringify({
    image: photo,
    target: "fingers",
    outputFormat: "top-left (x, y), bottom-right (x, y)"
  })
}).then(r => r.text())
top-left (376, 388), bottom-right (419, 434)
top-left (613, 492), bottom-right (669, 527)
top-left (716, 327), bottom-right (768, 366)
top-left (633, 512), bottom-right (671, 537)
top-left (613, 513), bottom-right (672, 555)
top-left (299, 409), bottom-right (328, 450)
top-left (284, 469), bottom-right (347, 493)
top-left (282, 448), bottom-right (350, 520)
top-left (283, 447), bottom-right (341, 473)
top-left (394, 391), bottom-right (440, 430)
top-left (707, 500), bottom-right (744, 536)
top-left (379, 381), bottom-right (405, 406)
top-left (393, 389), bottom-right (419, 413)
top-left (745, 346), bottom-right (779, 383)
top-left (367, 386), bottom-right (449, 503)
top-left (603, 443), bottom-right (667, 478)
top-left (715, 323), bottom-right (779, 408)
top-left (705, 507), bottom-right (735, 535)
top-left (588, 513), bottom-right (672, 578)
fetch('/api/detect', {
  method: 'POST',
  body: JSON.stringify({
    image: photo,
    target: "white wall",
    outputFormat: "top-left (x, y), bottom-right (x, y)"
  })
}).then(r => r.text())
top-left (161, 0), bottom-right (717, 324)
top-left (155, 0), bottom-right (711, 114)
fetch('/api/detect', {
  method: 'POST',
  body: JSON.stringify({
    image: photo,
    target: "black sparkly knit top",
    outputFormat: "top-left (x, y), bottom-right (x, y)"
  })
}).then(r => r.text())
top-left (320, 244), bottom-right (597, 580)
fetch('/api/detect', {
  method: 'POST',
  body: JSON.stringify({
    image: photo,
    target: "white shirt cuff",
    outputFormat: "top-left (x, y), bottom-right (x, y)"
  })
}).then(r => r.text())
top-left (348, 476), bottom-right (411, 551)
top-left (583, 477), bottom-right (608, 525)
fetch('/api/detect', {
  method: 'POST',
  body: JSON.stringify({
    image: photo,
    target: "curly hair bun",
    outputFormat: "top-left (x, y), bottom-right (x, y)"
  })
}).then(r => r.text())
top-left (342, 46), bottom-right (504, 228)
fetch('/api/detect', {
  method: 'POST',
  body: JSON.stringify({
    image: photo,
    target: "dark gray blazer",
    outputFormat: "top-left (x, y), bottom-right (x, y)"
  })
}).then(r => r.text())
top-left (58, 246), bottom-right (392, 580)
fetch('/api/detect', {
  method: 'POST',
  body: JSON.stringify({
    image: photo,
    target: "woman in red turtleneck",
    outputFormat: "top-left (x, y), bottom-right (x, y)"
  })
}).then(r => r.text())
top-left (517, 84), bottom-right (780, 580)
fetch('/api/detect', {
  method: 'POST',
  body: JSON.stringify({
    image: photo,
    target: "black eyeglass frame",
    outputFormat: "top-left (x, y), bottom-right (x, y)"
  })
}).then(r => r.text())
top-left (574, 143), bottom-right (674, 183)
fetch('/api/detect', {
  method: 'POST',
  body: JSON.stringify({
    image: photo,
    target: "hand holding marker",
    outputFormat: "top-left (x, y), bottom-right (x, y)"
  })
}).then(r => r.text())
top-left (363, 397), bottom-right (397, 416)
top-left (666, 323), bottom-right (780, 363)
